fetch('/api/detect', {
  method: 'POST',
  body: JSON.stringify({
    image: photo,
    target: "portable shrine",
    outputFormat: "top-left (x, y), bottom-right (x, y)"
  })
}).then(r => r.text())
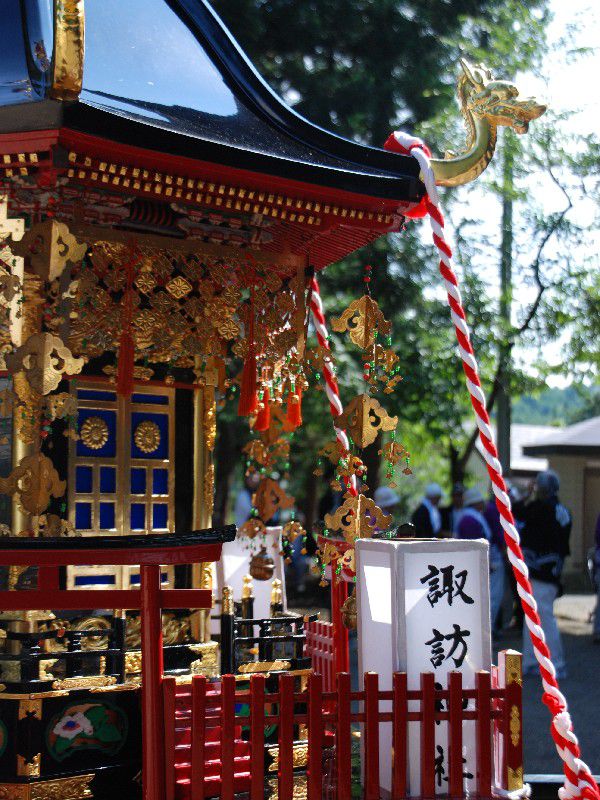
top-left (0, 3), bottom-right (593, 800)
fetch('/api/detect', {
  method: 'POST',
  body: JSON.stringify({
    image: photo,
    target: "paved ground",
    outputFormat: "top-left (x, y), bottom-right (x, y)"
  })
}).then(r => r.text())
top-left (290, 586), bottom-right (600, 778)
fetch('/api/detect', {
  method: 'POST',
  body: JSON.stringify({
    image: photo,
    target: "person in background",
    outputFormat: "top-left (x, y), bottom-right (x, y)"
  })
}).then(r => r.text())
top-left (234, 471), bottom-right (261, 528)
top-left (440, 482), bottom-right (465, 537)
top-left (457, 487), bottom-right (504, 635)
top-left (374, 486), bottom-right (400, 528)
top-left (512, 470), bottom-right (571, 678)
top-left (411, 483), bottom-right (443, 538)
top-left (593, 512), bottom-right (600, 644)
top-left (483, 491), bottom-right (508, 635)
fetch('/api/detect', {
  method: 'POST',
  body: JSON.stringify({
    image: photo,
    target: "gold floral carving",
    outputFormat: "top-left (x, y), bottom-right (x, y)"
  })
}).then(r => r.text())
top-left (45, 392), bottom-right (78, 420)
top-left (6, 333), bottom-right (85, 395)
top-left (331, 295), bottom-right (391, 349)
top-left (325, 493), bottom-right (391, 545)
top-left (0, 452), bottom-right (66, 517)
top-left (35, 514), bottom-right (76, 538)
top-left (203, 385), bottom-right (217, 451)
top-left (50, 0), bottom-right (86, 102)
top-left (52, 676), bottom-right (116, 691)
top-left (13, 221), bottom-right (87, 281)
top-left (80, 416), bottom-right (109, 449)
top-left (336, 394), bottom-right (398, 449)
top-left (238, 660), bottom-right (291, 674)
top-left (204, 462), bottom-right (215, 520)
top-left (134, 420), bottom-right (161, 453)
top-left (166, 275), bottom-right (193, 299)
top-left (510, 704), bottom-right (521, 747)
top-left (125, 651), bottom-right (142, 675)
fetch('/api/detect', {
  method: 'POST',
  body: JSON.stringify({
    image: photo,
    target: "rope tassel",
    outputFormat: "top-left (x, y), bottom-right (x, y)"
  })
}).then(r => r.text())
top-left (385, 130), bottom-right (599, 800)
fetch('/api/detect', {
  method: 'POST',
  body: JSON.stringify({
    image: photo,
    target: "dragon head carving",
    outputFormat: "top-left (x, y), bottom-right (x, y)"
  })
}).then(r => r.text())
top-left (460, 58), bottom-right (546, 134)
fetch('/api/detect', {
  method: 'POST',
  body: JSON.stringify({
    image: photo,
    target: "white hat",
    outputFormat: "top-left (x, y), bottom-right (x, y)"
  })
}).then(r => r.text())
top-left (374, 486), bottom-right (400, 508)
top-left (425, 482), bottom-right (443, 499)
top-left (463, 487), bottom-right (485, 507)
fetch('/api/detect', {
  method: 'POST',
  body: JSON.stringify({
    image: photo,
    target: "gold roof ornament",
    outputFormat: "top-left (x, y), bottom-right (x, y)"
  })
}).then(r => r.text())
top-left (429, 58), bottom-right (546, 187)
top-left (50, 0), bottom-right (85, 101)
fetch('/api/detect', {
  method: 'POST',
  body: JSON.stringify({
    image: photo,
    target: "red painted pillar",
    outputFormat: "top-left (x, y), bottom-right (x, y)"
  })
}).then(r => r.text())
top-left (141, 563), bottom-right (165, 800)
top-left (330, 566), bottom-right (349, 674)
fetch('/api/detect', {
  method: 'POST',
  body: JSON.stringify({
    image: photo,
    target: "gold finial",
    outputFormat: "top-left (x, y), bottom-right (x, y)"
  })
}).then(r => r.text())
top-left (242, 574), bottom-right (254, 599)
top-left (50, 1), bottom-right (85, 101)
top-left (428, 58), bottom-right (546, 187)
top-left (222, 585), bottom-right (234, 616)
top-left (270, 578), bottom-right (283, 606)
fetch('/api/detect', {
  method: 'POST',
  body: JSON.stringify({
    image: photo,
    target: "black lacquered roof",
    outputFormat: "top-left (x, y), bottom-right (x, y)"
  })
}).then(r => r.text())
top-left (0, 0), bottom-right (422, 202)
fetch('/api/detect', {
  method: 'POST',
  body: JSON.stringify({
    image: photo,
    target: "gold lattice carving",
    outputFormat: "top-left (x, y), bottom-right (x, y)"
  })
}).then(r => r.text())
top-left (80, 416), bottom-right (109, 450)
top-left (134, 420), bottom-right (161, 454)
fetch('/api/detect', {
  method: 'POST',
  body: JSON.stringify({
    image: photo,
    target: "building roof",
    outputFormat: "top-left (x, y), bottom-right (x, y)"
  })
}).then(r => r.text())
top-left (0, 0), bottom-right (423, 270)
top-left (522, 416), bottom-right (600, 457)
top-left (473, 424), bottom-right (551, 475)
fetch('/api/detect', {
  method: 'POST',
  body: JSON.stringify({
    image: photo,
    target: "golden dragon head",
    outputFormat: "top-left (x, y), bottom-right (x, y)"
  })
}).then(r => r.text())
top-left (459, 58), bottom-right (546, 134)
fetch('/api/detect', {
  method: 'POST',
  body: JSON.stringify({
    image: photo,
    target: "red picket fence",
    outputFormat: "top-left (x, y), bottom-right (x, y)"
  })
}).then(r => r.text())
top-left (163, 653), bottom-right (523, 800)
top-left (305, 619), bottom-right (336, 691)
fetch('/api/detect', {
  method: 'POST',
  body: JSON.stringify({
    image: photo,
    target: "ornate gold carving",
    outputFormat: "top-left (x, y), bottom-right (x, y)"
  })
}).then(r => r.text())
top-left (331, 295), bottom-right (391, 350)
top-left (80, 415), bottom-right (109, 449)
top-left (125, 651), bottom-right (142, 675)
top-left (17, 753), bottom-right (41, 777)
top-left (341, 593), bottom-right (357, 630)
top-left (190, 641), bottom-right (219, 678)
top-left (270, 578), bottom-right (283, 606)
top-left (134, 420), bottom-right (161, 454)
top-left (6, 333), bottom-right (85, 394)
top-left (241, 574), bottom-right (254, 599)
top-left (336, 394), bottom-right (398, 449)
top-left (507, 766), bottom-right (524, 792)
top-left (222, 585), bottom-right (234, 616)
top-left (267, 774), bottom-right (308, 800)
top-left (50, 0), bottom-right (86, 102)
top-left (0, 784), bottom-right (29, 800)
top-left (238, 660), bottom-right (291, 675)
top-left (13, 221), bottom-right (87, 281)
top-left (429, 59), bottom-right (546, 187)
top-left (204, 461), bottom-right (215, 521)
top-left (162, 613), bottom-right (191, 645)
top-left (18, 697), bottom-right (42, 721)
top-left (510, 704), bottom-right (521, 748)
top-left (268, 743), bottom-right (308, 772)
top-left (51, 675), bottom-right (116, 691)
top-left (504, 651), bottom-right (523, 686)
top-left (325, 493), bottom-right (391, 545)
top-left (13, 371), bottom-right (43, 445)
top-left (0, 452), bottom-right (66, 517)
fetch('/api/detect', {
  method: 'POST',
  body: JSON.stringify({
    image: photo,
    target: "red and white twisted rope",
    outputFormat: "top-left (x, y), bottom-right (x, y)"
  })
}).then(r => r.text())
top-left (309, 276), bottom-right (358, 497)
top-left (387, 130), bottom-right (598, 800)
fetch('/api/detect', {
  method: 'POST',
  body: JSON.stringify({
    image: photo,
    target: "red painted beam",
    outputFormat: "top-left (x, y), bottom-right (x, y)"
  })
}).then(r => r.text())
top-left (0, 588), bottom-right (211, 611)
top-left (0, 542), bottom-right (222, 567)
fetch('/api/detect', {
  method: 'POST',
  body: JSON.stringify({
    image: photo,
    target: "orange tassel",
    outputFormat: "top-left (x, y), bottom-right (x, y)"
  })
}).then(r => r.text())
top-left (238, 346), bottom-right (258, 416)
top-left (254, 385), bottom-right (271, 431)
top-left (286, 386), bottom-right (302, 429)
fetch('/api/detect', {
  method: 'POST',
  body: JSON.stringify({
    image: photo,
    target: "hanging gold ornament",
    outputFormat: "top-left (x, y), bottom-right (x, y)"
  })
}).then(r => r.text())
top-left (336, 394), bottom-right (398, 448)
top-left (331, 295), bottom-right (391, 350)
top-left (324, 493), bottom-right (391, 545)
top-left (254, 477), bottom-right (294, 522)
top-left (282, 519), bottom-right (305, 544)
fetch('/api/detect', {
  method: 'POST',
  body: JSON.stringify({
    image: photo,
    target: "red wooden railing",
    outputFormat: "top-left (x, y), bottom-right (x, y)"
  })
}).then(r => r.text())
top-left (163, 655), bottom-right (523, 800)
top-left (305, 619), bottom-right (336, 691)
